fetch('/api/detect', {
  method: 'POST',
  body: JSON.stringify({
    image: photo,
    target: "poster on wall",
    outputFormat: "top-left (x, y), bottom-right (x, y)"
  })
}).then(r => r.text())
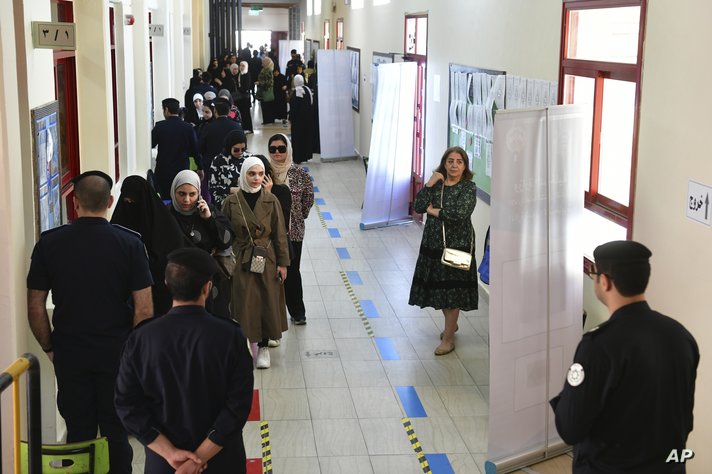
top-left (347, 46), bottom-right (360, 112)
top-left (31, 101), bottom-right (62, 236)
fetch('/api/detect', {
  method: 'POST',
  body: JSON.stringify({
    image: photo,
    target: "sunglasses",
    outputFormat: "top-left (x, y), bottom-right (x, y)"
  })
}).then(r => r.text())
top-left (269, 145), bottom-right (288, 154)
top-left (232, 146), bottom-right (246, 152)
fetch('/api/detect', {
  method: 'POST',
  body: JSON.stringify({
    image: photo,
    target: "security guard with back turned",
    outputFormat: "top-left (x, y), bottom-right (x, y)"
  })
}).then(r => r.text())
top-left (550, 240), bottom-right (699, 473)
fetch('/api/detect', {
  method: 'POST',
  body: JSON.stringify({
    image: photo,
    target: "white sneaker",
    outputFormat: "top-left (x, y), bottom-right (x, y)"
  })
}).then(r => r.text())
top-left (256, 347), bottom-right (271, 369)
top-left (268, 339), bottom-right (281, 347)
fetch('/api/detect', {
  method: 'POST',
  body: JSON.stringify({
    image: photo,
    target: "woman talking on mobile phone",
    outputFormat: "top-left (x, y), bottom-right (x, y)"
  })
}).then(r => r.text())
top-left (168, 170), bottom-right (235, 319)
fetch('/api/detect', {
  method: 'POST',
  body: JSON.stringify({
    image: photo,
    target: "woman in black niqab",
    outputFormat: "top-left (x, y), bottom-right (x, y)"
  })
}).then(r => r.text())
top-left (111, 175), bottom-right (185, 316)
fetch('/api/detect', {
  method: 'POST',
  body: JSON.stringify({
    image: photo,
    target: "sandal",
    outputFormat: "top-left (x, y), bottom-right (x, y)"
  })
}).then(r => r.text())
top-left (439, 324), bottom-right (459, 340)
top-left (434, 342), bottom-right (456, 356)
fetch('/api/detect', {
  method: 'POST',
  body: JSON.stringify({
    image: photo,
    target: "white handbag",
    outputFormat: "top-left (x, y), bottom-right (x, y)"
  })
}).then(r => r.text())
top-left (439, 184), bottom-right (474, 271)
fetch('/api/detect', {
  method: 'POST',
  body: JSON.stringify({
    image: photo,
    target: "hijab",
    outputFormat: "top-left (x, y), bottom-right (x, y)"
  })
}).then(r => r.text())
top-left (111, 175), bottom-right (184, 258)
top-left (292, 74), bottom-right (312, 100)
top-left (239, 157), bottom-right (265, 194)
top-left (239, 61), bottom-right (249, 75)
top-left (223, 129), bottom-right (247, 156)
top-left (267, 133), bottom-right (293, 186)
top-left (170, 170), bottom-right (201, 216)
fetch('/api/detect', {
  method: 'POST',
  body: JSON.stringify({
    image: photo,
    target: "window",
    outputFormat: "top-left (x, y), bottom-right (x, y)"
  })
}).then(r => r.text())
top-left (560, 0), bottom-right (646, 253)
top-left (373, 0), bottom-right (390, 5)
top-left (323, 20), bottom-right (330, 49)
top-left (314, 0), bottom-right (321, 15)
top-left (352, 0), bottom-right (364, 9)
top-left (404, 15), bottom-right (427, 56)
top-left (336, 18), bottom-right (344, 50)
top-left (307, 0), bottom-right (313, 16)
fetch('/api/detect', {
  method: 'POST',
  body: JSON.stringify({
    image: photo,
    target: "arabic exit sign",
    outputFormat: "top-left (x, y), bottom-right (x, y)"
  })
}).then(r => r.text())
top-left (687, 180), bottom-right (712, 227)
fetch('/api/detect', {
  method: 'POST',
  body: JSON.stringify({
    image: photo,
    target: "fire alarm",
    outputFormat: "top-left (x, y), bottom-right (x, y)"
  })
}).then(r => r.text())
top-left (125, 15), bottom-right (135, 26)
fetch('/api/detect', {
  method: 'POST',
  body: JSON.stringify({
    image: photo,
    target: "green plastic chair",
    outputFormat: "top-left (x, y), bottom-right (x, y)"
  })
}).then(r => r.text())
top-left (20, 437), bottom-right (109, 474)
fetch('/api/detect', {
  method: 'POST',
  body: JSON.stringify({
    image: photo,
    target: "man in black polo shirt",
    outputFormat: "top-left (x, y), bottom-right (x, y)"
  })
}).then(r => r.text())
top-left (27, 170), bottom-right (153, 474)
top-left (152, 98), bottom-right (202, 199)
top-left (550, 240), bottom-right (699, 473)
top-left (116, 248), bottom-right (253, 474)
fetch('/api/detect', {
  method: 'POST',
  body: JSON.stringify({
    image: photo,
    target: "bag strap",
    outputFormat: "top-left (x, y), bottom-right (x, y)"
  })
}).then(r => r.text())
top-left (440, 183), bottom-right (474, 254)
top-left (235, 191), bottom-right (272, 249)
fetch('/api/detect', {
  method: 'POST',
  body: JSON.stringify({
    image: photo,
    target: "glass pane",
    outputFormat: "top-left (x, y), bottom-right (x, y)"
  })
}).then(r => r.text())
top-left (405, 18), bottom-right (416, 54)
top-left (352, 0), bottom-right (364, 9)
top-left (416, 17), bottom-right (427, 55)
top-left (314, 0), bottom-right (321, 15)
top-left (598, 79), bottom-right (635, 205)
top-left (563, 74), bottom-right (594, 191)
top-left (307, 0), bottom-right (312, 16)
top-left (566, 6), bottom-right (640, 64)
top-left (582, 208), bottom-right (627, 260)
top-left (337, 20), bottom-right (343, 39)
top-left (55, 62), bottom-right (70, 178)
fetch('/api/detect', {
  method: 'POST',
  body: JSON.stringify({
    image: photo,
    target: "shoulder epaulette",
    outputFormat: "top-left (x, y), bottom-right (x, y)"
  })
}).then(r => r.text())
top-left (39, 224), bottom-right (70, 237)
top-left (112, 223), bottom-right (143, 239)
top-left (585, 318), bottom-right (611, 335)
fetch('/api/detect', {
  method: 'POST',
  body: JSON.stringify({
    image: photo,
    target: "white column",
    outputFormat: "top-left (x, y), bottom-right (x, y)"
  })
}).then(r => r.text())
top-left (150, 1), bottom-right (173, 123)
top-left (74, 0), bottom-right (115, 175)
top-left (131, 0), bottom-right (154, 173)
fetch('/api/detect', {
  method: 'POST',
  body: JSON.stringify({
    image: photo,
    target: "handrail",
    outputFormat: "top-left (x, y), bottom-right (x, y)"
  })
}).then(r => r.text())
top-left (0, 354), bottom-right (42, 474)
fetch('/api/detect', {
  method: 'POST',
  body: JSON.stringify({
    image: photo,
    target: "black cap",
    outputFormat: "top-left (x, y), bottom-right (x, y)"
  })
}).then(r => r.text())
top-left (71, 170), bottom-right (113, 189)
top-left (167, 248), bottom-right (219, 280)
top-left (593, 240), bottom-right (652, 266)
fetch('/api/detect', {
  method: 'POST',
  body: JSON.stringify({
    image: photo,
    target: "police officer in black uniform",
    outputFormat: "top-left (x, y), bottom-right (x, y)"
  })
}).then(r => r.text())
top-left (550, 240), bottom-right (699, 474)
top-left (27, 170), bottom-right (154, 474)
top-left (115, 248), bottom-right (254, 474)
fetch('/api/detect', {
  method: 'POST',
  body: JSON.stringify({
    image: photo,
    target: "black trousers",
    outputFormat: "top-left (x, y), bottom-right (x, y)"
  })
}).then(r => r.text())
top-left (54, 357), bottom-right (132, 474)
top-left (285, 240), bottom-right (306, 320)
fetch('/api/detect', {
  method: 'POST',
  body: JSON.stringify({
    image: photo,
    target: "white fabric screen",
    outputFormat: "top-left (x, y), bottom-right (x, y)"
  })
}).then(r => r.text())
top-left (486, 105), bottom-right (591, 472)
top-left (316, 49), bottom-right (356, 161)
top-left (360, 62), bottom-right (417, 229)
top-left (278, 40), bottom-right (304, 75)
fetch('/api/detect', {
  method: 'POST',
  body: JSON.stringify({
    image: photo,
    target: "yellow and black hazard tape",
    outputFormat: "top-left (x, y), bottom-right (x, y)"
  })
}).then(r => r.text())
top-left (402, 417), bottom-right (431, 473)
top-left (340, 271), bottom-right (374, 338)
top-left (260, 421), bottom-right (273, 474)
top-left (314, 203), bottom-right (328, 229)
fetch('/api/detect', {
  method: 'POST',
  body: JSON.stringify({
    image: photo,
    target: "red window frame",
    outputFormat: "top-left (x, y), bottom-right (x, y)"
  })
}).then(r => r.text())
top-left (323, 20), bottom-right (330, 49)
top-left (336, 18), bottom-right (344, 50)
top-left (404, 14), bottom-right (428, 222)
top-left (559, 0), bottom-right (647, 237)
top-left (109, 6), bottom-right (120, 182)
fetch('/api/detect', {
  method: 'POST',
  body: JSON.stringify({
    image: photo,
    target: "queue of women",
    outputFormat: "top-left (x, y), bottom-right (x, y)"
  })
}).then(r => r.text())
top-left (111, 133), bottom-right (314, 370)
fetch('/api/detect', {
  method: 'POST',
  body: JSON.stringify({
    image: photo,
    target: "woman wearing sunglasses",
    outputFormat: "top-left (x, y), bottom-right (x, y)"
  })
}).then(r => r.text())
top-left (209, 129), bottom-right (249, 209)
top-left (267, 134), bottom-right (314, 325)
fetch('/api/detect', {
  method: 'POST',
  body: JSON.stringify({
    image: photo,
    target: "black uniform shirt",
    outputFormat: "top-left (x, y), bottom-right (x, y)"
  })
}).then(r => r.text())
top-left (115, 305), bottom-right (254, 450)
top-left (550, 301), bottom-right (699, 473)
top-left (26, 217), bottom-right (153, 359)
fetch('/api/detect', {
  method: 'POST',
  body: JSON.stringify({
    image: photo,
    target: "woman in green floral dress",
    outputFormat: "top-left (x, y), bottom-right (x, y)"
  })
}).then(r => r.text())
top-left (409, 146), bottom-right (478, 356)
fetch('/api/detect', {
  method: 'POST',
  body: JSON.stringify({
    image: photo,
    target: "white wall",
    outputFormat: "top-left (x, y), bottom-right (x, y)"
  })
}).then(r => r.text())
top-left (635, 1), bottom-right (712, 469)
top-left (241, 6), bottom-right (289, 32)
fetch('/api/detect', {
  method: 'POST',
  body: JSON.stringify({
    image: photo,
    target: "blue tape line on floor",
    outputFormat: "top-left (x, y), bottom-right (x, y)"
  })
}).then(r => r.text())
top-left (313, 186), bottom-right (319, 192)
top-left (424, 454), bottom-right (454, 474)
top-left (322, 211), bottom-right (333, 220)
top-left (359, 300), bottom-right (380, 318)
top-left (345, 271), bottom-right (363, 285)
top-left (396, 386), bottom-right (428, 418)
top-left (328, 228), bottom-right (341, 238)
top-left (336, 247), bottom-right (351, 259)
top-left (315, 197), bottom-right (326, 205)
top-left (375, 337), bottom-right (400, 360)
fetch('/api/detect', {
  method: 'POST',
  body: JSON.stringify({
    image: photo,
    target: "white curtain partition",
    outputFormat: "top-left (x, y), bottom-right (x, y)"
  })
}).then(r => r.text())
top-left (278, 40), bottom-right (303, 75)
top-left (360, 62), bottom-right (417, 229)
top-left (317, 50), bottom-right (356, 161)
top-left (485, 105), bottom-right (591, 473)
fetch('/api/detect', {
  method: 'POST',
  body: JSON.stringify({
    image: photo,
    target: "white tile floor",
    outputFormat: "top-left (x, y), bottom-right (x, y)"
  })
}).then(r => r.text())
top-left (130, 114), bottom-right (492, 473)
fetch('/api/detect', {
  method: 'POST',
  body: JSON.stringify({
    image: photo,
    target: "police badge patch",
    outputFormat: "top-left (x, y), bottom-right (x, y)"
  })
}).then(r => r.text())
top-left (567, 363), bottom-right (585, 387)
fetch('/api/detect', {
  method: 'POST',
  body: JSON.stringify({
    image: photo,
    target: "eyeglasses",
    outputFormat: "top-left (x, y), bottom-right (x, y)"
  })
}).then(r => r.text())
top-left (232, 146), bottom-right (246, 153)
top-left (585, 263), bottom-right (603, 280)
top-left (269, 145), bottom-right (288, 154)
